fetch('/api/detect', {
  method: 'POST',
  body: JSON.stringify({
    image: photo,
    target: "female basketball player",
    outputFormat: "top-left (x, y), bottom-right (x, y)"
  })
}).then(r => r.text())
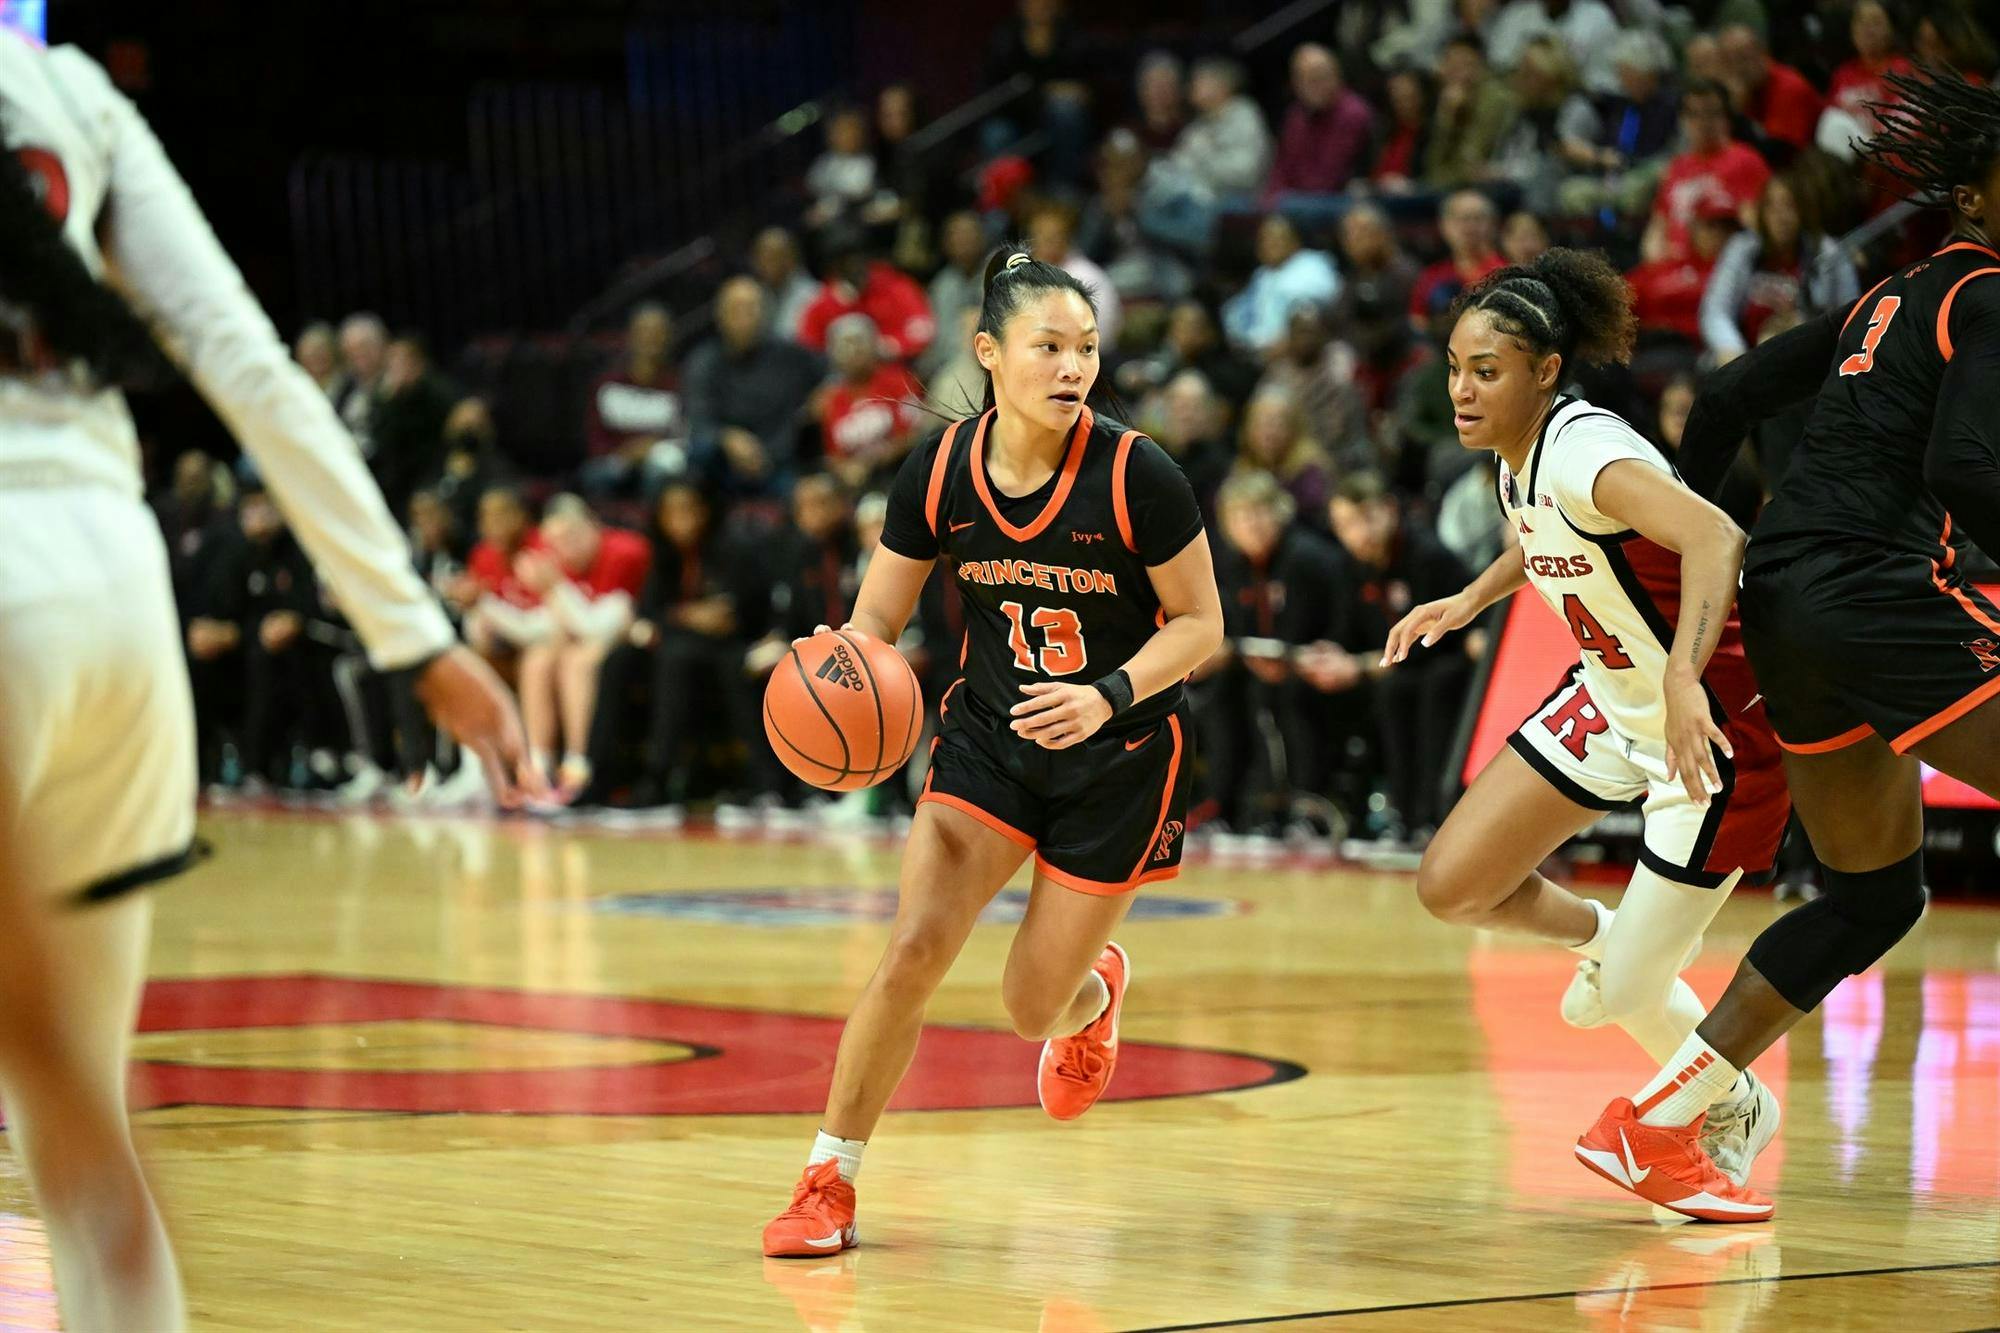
top-left (1381, 249), bottom-right (1792, 1221)
top-left (761, 248), bottom-right (1222, 1257)
top-left (1577, 69), bottom-right (2000, 1221)
top-left (0, 36), bottom-right (536, 1330)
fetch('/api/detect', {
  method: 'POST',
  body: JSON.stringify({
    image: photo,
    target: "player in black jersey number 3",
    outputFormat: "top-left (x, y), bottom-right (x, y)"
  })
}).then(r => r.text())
top-left (763, 249), bottom-right (1223, 1256)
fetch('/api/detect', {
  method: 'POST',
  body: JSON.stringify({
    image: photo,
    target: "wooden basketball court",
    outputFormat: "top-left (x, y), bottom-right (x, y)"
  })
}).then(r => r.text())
top-left (4, 805), bottom-right (1998, 1331)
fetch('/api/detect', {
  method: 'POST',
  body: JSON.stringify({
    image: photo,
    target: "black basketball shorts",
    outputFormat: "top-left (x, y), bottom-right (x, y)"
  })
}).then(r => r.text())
top-left (918, 681), bottom-right (1195, 894)
top-left (1739, 541), bottom-right (2000, 756)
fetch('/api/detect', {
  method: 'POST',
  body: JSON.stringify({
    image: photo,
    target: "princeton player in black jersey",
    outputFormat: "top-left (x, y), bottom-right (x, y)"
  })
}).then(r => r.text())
top-left (1577, 69), bottom-right (2000, 1219)
top-left (762, 248), bottom-right (1222, 1257)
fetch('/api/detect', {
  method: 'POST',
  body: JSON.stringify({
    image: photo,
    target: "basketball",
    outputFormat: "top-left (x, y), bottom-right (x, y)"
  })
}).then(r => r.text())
top-left (763, 629), bottom-right (924, 791)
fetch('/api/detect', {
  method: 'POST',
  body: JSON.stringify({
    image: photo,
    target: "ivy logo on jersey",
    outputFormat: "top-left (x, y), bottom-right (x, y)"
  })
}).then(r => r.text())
top-left (815, 643), bottom-right (866, 691)
top-left (1968, 638), bottom-right (2000, 673)
top-left (1152, 820), bottom-right (1184, 863)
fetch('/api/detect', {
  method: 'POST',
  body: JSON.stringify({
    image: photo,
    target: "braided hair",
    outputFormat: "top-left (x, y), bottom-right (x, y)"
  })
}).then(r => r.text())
top-left (1447, 246), bottom-right (1637, 373)
top-left (1856, 66), bottom-right (2000, 218)
top-left (0, 146), bottom-right (176, 390)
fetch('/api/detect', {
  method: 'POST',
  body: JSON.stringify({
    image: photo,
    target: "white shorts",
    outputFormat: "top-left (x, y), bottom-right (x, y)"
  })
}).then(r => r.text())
top-left (1508, 666), bottom-right (1789, 889)
top-left (0, 486), bottom-right (197, 902)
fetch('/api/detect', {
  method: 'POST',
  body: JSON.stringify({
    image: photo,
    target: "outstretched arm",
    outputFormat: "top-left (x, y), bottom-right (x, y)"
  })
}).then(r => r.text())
top-left (1925, 283), bottom-right (2000, 563)
top-left (1677, 306), bottom-right (1841, 501)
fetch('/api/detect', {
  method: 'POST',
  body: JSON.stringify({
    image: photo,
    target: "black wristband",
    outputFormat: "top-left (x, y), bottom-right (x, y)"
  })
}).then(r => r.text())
top-left (1090, 668), bottom-right (1134, 717)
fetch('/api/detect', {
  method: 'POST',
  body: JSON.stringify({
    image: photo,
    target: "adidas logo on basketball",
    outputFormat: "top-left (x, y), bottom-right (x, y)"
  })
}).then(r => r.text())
top-left (815, 644), bottom-right (866, 691)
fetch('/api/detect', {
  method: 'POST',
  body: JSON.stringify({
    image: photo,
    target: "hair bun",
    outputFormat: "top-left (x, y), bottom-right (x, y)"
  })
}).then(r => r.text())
top-left (1004, 251), bottom-right (1033, 271)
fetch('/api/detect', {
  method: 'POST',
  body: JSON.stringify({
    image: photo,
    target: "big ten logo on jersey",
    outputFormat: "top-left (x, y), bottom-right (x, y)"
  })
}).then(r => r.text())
top-left (1527, 553), bottom-right (1594, 579)
top-left (814, 641), bottom-right (867, 691)
top-left (1544, 683), bottom-right (1611, 759)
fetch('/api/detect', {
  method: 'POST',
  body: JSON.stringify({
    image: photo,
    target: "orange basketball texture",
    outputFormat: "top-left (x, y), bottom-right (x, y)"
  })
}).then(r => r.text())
top-left (763, 630), bottom-right (924, 791)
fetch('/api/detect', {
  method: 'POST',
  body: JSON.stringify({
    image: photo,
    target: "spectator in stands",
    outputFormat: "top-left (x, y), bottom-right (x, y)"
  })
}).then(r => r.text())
top-left (369, 331), bottom-right (456, 522)
top-left (982, 0), bottom-right (1093, 188)
top-left (1202, 469), bottom-right (1355, 837)
top-left (1554, 29), bottom-right (1679, 219)
top-left (1424, 35), bottom-right (1516, 189)
top-left (581, 302), bottom-right (685, 502)
top-left (1222, 213), bottom-right (1340, 356)
top-left (1914, 2), bottom-right (1999, 81)
top-left (1500, 209), bottom-right (1550, 264)
top-left (1628, 195), bottom-right (1740, 346)
top-left (799, 226), bottom-right (935, 364)
top-left (805, 105), bottom-right (878, 231)
top-left (1078, 130), bottom-right (1194, 305)
top-left (1331, 204), bottom-right (1420, 350)
top-left (817, 313), bottom-right (923, 492)
top-left (1374, 0), bottom-right (1500, 71)
top-left (1328, 470), bottom-right (1474, 843)
top-left (1348, 282), bottom-right (1433, 445)
top-left (1409, 189), bottom-right (1505, 330)
top-left (685, 277), bottom-right (825, 498)
top-left (1027, 201), bottom-right (1123, 348)
top-left (434, 397), bottom-right (509, 539)
top-left (1266, 43), bottom-right (1374, 202)
top-left (334, 312), bottom-right (387, 456)
top-left (873, 83), bottom-right (943, 226)
top-left (1235, 384), bottom-right (1335, 526)
top-left (1117, 297), bottom-right (1258, 413)
top-left (1129, 51), bottom-right (1186, 154)
top-left (1822, 2), bottom-right (1913, 152)
top-left (1367, 66), bottom-right (1434, 195)
top-left (752, 227), bottom-right (820, 342)
top-left (459, 485), bottom-right (545, 671)
top-left (1642, 80), bottom-right (1770, 261)
top-left (1257, 305), bottom-right (1370, 474)
top-left (580, 478), bottom-right (772, 813)
top-left (1699, 171), bottom-right (1859, 362)
top-left (509, 494), bottom-right (652, 800)
top-left (1488, 37), bottom-right (1599, 213)
top-left (152, 449), bottom-right (232, 616)
top-left (1485, 0), bottom-right (1621, 97)
top-left (922, 212), bottom-right (988, 376)
top-left (293, 322), bottom-right (341, 398)
top-left (1718, 23), bottom-right (1826, 160)
top-left (1145, 55), bottom-right (1270, 249)
top-left (1144, 369), bottom-right (1234, 526)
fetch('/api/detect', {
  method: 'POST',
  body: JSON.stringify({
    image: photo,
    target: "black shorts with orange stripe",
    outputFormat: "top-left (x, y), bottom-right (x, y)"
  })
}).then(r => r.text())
top-left (1739, 539), bottom-right (2000, 756)
top-left (919, 681), bottom-right (1194, 895)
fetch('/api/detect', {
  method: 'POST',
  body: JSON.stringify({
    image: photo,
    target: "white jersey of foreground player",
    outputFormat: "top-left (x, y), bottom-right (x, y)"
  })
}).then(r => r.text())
top-left (0, 34), bottom-right (452, 667)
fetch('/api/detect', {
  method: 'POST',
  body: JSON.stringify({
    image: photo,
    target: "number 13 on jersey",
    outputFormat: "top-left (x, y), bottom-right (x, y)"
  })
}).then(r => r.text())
top-left (1001, 600), bottom-right (1088, 676)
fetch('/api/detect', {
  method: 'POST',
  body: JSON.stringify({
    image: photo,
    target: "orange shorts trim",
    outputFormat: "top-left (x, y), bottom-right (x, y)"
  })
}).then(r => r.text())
top-left (1778, 722), bottom-right (1876, 755)
top-left (1891, 672), bottom-right (2000, 754)
top-left (917, 791), bottom-right (1036, 849)
top-left (1032, 856), bottom-right (1181, 897)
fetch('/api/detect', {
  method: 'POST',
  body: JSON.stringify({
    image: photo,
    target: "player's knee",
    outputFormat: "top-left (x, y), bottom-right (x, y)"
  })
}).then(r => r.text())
top-left (1746, 847), bottom-right (1927, 1011)
top-left (1592, 955), bottom-right (1675, 1022)
top-left (1413, 841), bottom-right (1489, 925)
top-left (875, 924), bottom-right (957, 999)
top-left (1001, 982), bottom-right (1068, 1042)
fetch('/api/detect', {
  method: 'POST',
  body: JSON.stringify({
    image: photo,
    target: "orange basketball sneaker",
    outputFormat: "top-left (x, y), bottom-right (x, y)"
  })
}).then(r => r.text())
top-left (762, 1160), bottom-right (858, 1258)
top-left (1575, 1098), bottom-right (1775, 1223)
top-left (1038, 942), bottom-right (1130, 1121)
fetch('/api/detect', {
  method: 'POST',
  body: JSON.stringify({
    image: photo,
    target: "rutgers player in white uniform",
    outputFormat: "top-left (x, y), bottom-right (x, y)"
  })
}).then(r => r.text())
top-left (0, 34), bottom-right (539, 1330)
top-left (1385, 250), bottom-right (1792, 1222)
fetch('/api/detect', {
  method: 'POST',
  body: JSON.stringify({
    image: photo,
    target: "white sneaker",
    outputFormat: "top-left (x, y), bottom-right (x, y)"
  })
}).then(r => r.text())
top-left (1560, 934), bottom-right (1704, 1030)
top-left (1700, 1069), bottom-right (1781, 1188)
top-left (336, 762), bottom-right (390, 807)
top-left (424, 761), bottom-right (491, 810)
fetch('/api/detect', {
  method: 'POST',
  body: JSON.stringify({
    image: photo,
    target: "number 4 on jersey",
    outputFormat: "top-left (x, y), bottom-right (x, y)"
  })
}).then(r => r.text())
top-left (1839, 295), bottom-right (1900, 377)
top-left (1001, 601), bottom-right (1087, 676)
top-left (1562, 594), bottom-right (1634, 669)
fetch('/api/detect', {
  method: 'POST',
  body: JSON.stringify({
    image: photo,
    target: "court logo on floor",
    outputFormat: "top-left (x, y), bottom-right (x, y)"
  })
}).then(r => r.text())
top-left (589, 886), bottom-right (1245, 925)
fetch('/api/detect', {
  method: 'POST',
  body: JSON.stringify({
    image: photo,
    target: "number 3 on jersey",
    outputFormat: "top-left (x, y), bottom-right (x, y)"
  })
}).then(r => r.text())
top-left (1562, 594), bottom-right (1634, 669)
top-left (1002, 601), bottom-right (1087, 676)
top-left (1838, 295), bottom-right (1900, 377)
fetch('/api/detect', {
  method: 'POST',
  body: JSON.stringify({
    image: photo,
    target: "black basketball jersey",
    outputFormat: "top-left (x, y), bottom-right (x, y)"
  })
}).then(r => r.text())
top-left (1752, 240), bottom-right (2000, 566)
top-left (881, 407), bottom-right (1205, 731)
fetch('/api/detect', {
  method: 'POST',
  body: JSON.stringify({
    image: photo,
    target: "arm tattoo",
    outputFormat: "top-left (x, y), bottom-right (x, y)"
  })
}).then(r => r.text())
top-left (1688, 599), bottom-right (1713, 669)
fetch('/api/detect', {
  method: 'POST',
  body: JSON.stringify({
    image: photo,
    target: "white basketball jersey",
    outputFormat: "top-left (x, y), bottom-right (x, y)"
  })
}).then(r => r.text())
top-left (1496, 396), bottom-right (1688, 746)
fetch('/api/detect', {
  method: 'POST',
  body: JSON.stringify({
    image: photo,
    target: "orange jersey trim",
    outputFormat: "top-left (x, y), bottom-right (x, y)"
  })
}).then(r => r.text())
top-left (1128, 713), bottom-right (1185, 883)
top-left (1892, 673), bottom-right (2000, 754)
top-left (1032, 857), bottom-right (1182, 897)
top-left (917, 791), bottom-right (1036, 849)
top-left (969, 407), bottom-right (1092, 542)
top-left (1778, 722), bottom-right (1875, 755)
top-left (1111, 428), bottom-right (1140, 554)
top-left (1842, 272), bottom-right (1895, 337)
top-left (924, 418), bottom-right (963, 537)
top-left (1935, 266), bottom-right (2000, 361)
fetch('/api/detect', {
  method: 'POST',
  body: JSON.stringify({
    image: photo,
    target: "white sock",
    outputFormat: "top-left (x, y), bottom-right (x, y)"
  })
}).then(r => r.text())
top-left (1569, 899), bottom-right (1613, 961)
top-left (529, 747), bottom-right (551, 777)
top-left (1066, 972), bottom-right (1110, 1036)
top-left (1634, 1032), bottom-right (1740, 1127)
top-left (808, 1130), bottom-right (866, 1182)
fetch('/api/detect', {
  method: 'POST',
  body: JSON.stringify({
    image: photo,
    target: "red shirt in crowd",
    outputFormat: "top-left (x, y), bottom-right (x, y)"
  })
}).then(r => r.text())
top-left (1746, 58), bottom-right (1825, 150)
top-left (1408, 251), bottom-right (1507, 323)
top-left (1652, 142), bottom-right (1770, 257)
top-left (568, 526), bottom-right (652, 599)
top-left (1828, 53), bottom-right (1915, 126)
top-left (820, 363), bottom-right (924, 462)
top-left (469, 529), bottom-right (548, 608)
top-left (1371, 122), bottom-right (1421, 186)
top-left (1626, 254), bottom-right (1719, 342)
top-left (799, 262), bottom-right (937, 363)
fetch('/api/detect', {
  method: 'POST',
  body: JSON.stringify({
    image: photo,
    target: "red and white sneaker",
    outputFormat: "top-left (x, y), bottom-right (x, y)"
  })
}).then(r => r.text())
top-left (762, 1160), bottom-right (858, 1258)
top-left (1038, 942), bottom-right (1130, 1122)
top-left (1576, 1097), bottom-right (1774, 1223)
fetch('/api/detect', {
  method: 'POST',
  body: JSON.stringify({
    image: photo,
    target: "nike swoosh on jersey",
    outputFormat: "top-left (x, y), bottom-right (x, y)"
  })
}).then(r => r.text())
top-left (949, 520), bottom-right (976, 532)
top-left (1619, 1128), bottom-right (1651, 1183)
top-left (1123, 731), bottom-right (1156, 752)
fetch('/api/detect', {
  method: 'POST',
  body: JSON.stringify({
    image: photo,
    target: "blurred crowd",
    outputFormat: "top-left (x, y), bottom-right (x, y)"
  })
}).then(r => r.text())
top-left (154, 0), bottom-right (2000, 849)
